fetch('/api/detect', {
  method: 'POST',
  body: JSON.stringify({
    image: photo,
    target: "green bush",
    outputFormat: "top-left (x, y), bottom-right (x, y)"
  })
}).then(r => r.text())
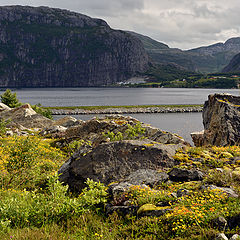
top-left (0, 176), bottom-right (108, 228)
top-left (0, 89), bottom-right (21, 108)
top-left (31, 103), bottom-right (53, 119)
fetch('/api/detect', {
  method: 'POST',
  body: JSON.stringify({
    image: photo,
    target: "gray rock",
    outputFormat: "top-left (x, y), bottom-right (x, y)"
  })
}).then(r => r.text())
top-left (40, 125), bottom-right (67, 137)
top-left (212, 216), bottom-right (227, 231)
top-left (109, 182), bottom-right (133, 199)
top-left (195, 94), bottom-right (240, 146)
top-left (0, 104), bottom-right (54, 129)
top-left (191, 130), bottom-right (204, 147)
top-left (124, 169), bottom-right (169, 187)
top-left (215, 233), bottom-right (228, 240)
top-left (176, 189), bottom-right (190, 198)
top-left (228, 214), bottom-right (240, 229)
top-left (143, 125), bottom-right (187, 145)
top-left (58, 140), bottom-right (182, 192)
top-left (208, 185), bottom-right (239, 198)
top-left (54, 116), bottom-right (83, 128)
top-left (168, 168), bottom-right (203, 182)
top-left (0, 103), bottom-right (11, 112)
top-left (230, 234), bottom-right (240, 240)
top-left (106, 205), bottom-right (139, 216)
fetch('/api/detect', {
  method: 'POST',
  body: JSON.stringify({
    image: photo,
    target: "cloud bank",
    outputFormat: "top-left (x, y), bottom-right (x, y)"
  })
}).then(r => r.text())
top-left (1, 0), bottom-right (240, 49)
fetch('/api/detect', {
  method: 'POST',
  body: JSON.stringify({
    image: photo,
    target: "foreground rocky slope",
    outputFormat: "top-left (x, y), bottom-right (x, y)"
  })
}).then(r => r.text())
top-left (0, 99), bottom-right (240, 239)
top-left (0, 6), bottom-right (149, 87)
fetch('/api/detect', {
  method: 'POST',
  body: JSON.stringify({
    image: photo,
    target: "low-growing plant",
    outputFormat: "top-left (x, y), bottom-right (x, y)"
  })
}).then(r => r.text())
top-left (31, 103), bottom-right (53, 119)
top-left (125, 122), bottom-right (145, 139)
top-left (0, 176), bottom-right (108, 229)
top-left (104, 122), bottom-right (145, 141)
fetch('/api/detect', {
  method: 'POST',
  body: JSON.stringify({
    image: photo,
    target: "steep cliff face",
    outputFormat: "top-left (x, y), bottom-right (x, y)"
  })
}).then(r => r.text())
top-left (0, 6), bottom-right (149, 87)
top-left (222, 53), bottom-right (240, 72)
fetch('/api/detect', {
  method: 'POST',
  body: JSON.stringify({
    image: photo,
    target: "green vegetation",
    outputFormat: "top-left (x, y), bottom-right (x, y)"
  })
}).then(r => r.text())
top-left (132, 66), bottom-right (240, 89)
top-left (0, 89), bottom-right (21, 108)
top-left (104, 122), bottom-right (146, 141)
top-left (0, 127), bottom-right (239, 239)
top-left (0, 133), bottom-right (240, 239)
top-left (31, 103), bottom-right (53, 120)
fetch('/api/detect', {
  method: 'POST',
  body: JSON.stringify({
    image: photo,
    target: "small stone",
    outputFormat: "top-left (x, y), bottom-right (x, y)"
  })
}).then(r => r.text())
top-left (169, 167), bottom-right (203, 182)
top-left (176, 189), bottom-right (190, 198)
top-left (215, 233), bottom-right (228, 240)
top-left (212, 216), bottom-right (227, 231)
top-left (230, 234), bottom-right (240, 240)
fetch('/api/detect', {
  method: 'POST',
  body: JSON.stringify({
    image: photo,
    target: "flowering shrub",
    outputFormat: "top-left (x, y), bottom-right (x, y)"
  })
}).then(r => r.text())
top-left (0, 136), bottom-right (66, 190)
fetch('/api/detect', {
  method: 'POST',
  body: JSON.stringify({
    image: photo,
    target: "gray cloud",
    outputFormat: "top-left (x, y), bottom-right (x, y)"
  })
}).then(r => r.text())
top-left (0, 0), bottom-right (239, 49)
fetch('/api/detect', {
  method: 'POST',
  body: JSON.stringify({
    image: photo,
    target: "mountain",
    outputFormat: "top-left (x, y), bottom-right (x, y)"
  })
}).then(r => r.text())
top-left (222, 53), bottom-right (240, 72)
top-left (0, 6), bottom-right (149, 87)
top-left (126, 31), bottom-right (169, 51)
top-left (129, 32), bottom-right (240, 73)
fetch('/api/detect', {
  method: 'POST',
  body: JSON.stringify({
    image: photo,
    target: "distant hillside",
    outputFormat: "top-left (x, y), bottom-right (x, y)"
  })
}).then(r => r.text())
top-left (126, 31), bottom-right (169, 50)
top-left (129, 32), bottom-right (240, 73)
top-left (0, 6), bottom-right (150, 87)
top-left (222, 53), bottom-right (240, 72)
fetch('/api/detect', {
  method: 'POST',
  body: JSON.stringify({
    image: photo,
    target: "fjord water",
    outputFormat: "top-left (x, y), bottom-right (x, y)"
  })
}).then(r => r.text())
top-left (4, 87), bottom-right (239, 106)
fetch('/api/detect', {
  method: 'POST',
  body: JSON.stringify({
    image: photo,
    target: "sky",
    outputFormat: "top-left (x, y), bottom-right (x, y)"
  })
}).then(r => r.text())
top-left (1, 0), bottom-right (240, 50)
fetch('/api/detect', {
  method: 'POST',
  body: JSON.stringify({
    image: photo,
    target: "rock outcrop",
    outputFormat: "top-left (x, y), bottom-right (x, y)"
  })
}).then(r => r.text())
top-left (191, 94), bottom-right (240, 146)
top-left (0, 6), bottom-right (149, 87)
top-left (0, 104), bottom-right (54, 129)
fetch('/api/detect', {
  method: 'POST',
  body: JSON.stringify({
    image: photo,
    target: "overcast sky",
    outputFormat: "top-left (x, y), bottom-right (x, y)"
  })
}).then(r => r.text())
top-left (1, 0), bottom-right (240, 49)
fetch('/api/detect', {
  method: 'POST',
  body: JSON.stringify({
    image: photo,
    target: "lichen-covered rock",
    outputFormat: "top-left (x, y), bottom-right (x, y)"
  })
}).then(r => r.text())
top-left (137, 204), bottom-right (171, 217)
top-left (58, 140), bottom-right (183, 192)
top-left (193, 94), bottom-right (240, 146)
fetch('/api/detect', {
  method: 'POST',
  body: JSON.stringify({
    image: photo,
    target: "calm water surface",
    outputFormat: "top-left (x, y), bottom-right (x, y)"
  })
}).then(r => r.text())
top-left (1, 87), bottom-right (238, 107)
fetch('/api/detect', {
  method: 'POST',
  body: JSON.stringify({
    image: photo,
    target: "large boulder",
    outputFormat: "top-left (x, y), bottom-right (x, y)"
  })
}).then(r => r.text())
top-left (0, 104), bottom-right (54, 129)
top-left (58, 140), bottom-right (183, 192)
top-left (192, 94), bottom-right (240, 146)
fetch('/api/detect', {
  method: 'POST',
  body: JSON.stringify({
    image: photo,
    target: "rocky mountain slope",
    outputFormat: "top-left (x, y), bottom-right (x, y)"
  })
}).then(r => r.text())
top-left (222, 53), bottom-right (240, 72)
top-left (129, 32), bottom-right (240, 73)
top-left (0, 6), bottom-right (149, 87)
